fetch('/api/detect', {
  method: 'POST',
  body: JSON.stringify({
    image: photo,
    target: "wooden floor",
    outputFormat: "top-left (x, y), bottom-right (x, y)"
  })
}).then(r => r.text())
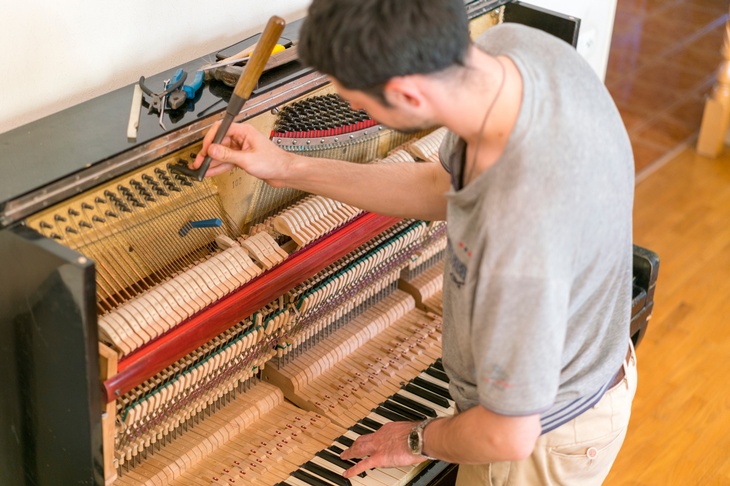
top-left (601, 1), bottom-right (730, 484)
top-left (604, 145), bottom-right (730, 485)
top-left (606, 0), bottom-right (728, 173)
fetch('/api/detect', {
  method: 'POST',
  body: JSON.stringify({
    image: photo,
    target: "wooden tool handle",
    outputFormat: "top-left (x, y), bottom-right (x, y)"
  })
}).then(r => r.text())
top-left (233, 16), bottom-right (286, 100)
top-left (170, 15), bottom-right (285, 182)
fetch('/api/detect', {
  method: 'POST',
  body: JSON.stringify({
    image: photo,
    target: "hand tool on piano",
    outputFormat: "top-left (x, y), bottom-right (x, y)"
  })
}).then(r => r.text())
top-left (158, 79), bottom-right (170, 129)
top-left (127, 84), bottom-right (143, 142)
top-left (137, 70), bottom-right (188, 126)
top-left (170, 15), bottom-right (286, 181)
top-left (168, 69), bottom-right (205, 110)
top-left (199, 44), bottom-right (287, 72)
top-left (205, 39), bottom-right (261, 69)
top-left (209, 45), bottom-right (299, 88)
top-left (178, 217), bottom-right (223, 237)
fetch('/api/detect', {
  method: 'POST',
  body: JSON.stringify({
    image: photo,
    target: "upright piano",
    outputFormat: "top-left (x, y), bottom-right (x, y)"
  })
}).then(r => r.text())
top-left (0, 2), bottom-right (657, 485)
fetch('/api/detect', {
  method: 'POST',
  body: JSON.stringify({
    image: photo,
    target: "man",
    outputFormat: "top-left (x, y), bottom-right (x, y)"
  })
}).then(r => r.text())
top-left (191, 0), bottom-right (637, 484)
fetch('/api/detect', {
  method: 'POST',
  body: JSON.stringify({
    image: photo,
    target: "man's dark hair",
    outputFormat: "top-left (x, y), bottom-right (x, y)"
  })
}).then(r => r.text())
top-left (298, 0), bottom-right (471, 102)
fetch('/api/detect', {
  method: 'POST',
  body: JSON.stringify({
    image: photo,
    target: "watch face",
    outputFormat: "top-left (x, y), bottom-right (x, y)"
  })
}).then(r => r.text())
top-left (408, 430), bottom-right (419, 453)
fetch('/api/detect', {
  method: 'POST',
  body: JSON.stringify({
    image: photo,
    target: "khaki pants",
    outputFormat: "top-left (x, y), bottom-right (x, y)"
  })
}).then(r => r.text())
top-left (457, 342), bottom-right (637, 486)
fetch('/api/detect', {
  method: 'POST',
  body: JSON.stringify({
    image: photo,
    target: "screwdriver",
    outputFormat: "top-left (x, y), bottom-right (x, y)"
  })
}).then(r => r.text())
top-left (170, 16), bottom-right (286, 182)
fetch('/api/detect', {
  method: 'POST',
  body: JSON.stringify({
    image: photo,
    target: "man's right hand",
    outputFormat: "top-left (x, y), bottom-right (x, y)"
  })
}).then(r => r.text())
top-left (191, 121), bottom-right (295, 186)
top-left (191, 120), bottom-right (449, 222)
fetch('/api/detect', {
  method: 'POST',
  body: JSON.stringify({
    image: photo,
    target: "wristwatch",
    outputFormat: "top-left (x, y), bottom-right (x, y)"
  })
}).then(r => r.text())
top-left (407, 417), bottom-right (438, 459)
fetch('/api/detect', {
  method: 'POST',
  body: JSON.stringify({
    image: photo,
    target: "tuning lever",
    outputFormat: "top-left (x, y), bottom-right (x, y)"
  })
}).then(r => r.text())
top-left (171, 15), bottom-right (286, 182)
top-left (179, 218), bottom-right (223, 237)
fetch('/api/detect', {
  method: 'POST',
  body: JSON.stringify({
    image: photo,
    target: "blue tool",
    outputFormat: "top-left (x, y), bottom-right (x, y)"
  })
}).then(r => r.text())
top-left (183, 71), bottom-right (204, 98)
top-left (179, 218), bottom-right (223, 237)
top-left (168, 69), bottom-right (204, 110)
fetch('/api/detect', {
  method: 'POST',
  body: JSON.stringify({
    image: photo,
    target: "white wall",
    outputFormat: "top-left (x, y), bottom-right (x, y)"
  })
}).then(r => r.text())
top-left (0, 1), bottom-right (311, 134)
top-left (525, 0), bottom-right (618, 81)
top-left (0, 0), bottom-right (616, 135)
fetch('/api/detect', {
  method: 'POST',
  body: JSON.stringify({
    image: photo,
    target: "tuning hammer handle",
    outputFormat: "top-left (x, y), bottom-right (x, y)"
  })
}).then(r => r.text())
top-left (231, 16), bottom-right (286, 102)
top-left (171, 15), bottom-right (286, 182)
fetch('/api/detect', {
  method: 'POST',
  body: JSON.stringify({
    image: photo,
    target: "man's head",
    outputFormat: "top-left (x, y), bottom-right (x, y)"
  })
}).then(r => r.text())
top-left (298, 0), bottom-right (471, 104)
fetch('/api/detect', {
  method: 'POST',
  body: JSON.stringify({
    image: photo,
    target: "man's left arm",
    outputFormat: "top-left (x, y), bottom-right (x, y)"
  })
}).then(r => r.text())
top-left (339, 405), bottom-right (541, 478)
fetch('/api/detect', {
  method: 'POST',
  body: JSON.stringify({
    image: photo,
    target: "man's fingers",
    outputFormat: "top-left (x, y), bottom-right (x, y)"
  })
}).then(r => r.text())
top-left (208, 143), bottom-right (230, 161)
top-left (209, 141), bottom-right (248, 164)
top-left (203, 162), bottom-right (236, 177)
top-left (340, 435), bottom-right (374, 460)
top-left (343, 456), bottom-right (377, 479)
top-left (193, 121), bottom-right (224, 168)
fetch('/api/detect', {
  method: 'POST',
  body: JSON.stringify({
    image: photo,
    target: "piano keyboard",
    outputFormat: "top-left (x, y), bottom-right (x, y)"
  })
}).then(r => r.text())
top-left (277, 361), bottom-right (455, 486)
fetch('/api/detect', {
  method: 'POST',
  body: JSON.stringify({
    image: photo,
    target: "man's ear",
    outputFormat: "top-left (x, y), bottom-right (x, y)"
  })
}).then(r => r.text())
top-left (383, 76), bottom-right (424, 110)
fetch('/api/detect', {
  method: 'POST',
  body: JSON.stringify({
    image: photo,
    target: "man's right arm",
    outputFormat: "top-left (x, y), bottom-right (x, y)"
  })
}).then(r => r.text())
top-left (193, 122), bottom-right (450, 221)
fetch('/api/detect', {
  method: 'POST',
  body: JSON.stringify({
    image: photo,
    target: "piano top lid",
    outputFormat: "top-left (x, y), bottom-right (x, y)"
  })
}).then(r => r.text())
top-left (0, 19), bottom-right (308, 219)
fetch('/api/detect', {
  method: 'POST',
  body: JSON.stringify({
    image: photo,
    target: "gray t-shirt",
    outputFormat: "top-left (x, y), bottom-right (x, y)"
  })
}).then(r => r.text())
top-left (439, 23), bottom-right (634, 423)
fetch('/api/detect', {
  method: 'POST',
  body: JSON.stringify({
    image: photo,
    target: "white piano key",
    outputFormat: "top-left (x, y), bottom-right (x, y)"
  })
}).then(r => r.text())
top-left (395, 390), bottom-right (452, 417)
top-left (310, 455), bottom-right (387, 486)
top-left (328, 443), bottom-right (402, 485)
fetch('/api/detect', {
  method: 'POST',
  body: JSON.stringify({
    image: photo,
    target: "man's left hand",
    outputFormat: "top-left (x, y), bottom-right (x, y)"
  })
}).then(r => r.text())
top-left (339, 421), bottom-right (427, 478)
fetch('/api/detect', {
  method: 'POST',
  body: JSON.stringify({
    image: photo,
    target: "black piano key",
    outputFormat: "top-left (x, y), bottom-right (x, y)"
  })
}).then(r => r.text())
top-left (355, 421), bottom-right (377, 433)
top-left (317, 450), bottom-right (367, 477)
top-left (351, 424), bottom-right (373, 436)
top-left (433, 359), bottom-right (445, 372)
top-left (422, 366), bottom-right (448, 385)
top-left (291, 468), bottom-right (335, 486)
top-left (360, 417), bottom-right (383, 431)
top-left (335, 435), bottom-right (355, 448)
top-left (328, 445), bottom-right (360, 465)
top-left (391, 393), bottom-right (438, 418)
top-left (404, 383), bottom-right (450, 408)
top-left (374, 405), bottom-right (410, 422)
top-left (382, 399), bottom-right (427, 421)
top-left (301, 461), bottom-right (352, 486)
top-left (425, 366), bottom-right (450, 384)
top-left (328, 445), bottom-right (349, 457)
top-left (413, 377), bottom-right (451, 400)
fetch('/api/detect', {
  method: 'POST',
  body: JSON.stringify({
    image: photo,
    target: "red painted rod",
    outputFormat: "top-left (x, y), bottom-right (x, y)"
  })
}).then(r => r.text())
top-left (103, 212), bottom-right (400, 403)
